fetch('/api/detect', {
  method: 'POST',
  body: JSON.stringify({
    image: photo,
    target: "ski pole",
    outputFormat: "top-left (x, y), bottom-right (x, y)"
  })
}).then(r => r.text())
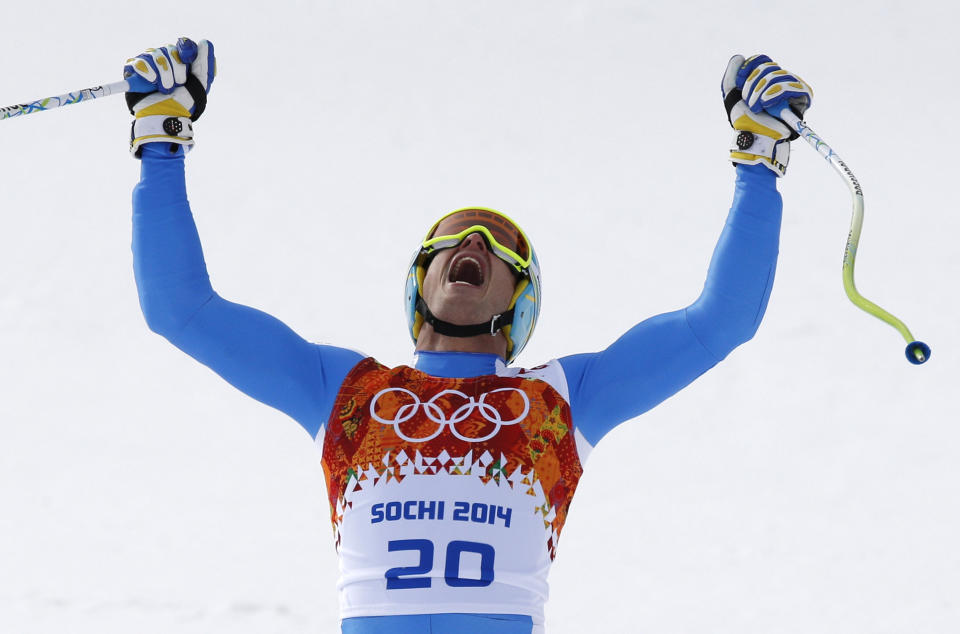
top-left (0, 74), bottom-right (159, 121)
top-left (774, 105), bottom-right (930, 365)
top-left (0, 80), bottom-right (132, 121)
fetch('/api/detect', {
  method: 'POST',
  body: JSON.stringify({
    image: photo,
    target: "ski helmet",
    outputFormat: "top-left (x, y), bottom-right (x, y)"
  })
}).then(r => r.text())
top-left (404, 207), bottom-right (541, 363)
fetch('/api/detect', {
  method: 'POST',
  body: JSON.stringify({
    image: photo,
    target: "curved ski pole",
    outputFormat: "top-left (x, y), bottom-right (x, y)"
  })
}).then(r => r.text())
top-left (1, 79), bottom-right (131, 121)
top-left (774, 107), bottom-right (930, 365)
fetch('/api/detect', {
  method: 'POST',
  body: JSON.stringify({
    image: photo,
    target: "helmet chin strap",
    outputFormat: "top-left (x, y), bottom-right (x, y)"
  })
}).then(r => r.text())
top-left (416, 294), bottom-right (514, 337)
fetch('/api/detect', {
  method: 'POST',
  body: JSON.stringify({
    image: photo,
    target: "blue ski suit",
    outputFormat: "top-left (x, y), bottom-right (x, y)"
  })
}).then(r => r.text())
top-left (133, 145), bottom-right (782, 633)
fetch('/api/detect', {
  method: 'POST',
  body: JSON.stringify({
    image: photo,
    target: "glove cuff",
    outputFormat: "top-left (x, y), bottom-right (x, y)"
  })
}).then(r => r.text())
top-left (729, 131), bottom-right (790, 176)
top-left (130, 115), bottom-right (194, 158)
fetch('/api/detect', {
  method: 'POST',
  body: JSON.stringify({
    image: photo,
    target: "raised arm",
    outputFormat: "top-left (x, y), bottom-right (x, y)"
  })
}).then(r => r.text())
top-left (127, 39), bottom-right (363, 437)
top-left (561, 54), bottom-right (813, 446)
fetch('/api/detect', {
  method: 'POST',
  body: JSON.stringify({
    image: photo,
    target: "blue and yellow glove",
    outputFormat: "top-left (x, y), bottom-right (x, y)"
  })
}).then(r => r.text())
top-left (722, 54), bottom-right (813, 176)
top-left (124, 37), bottom-right (216, 157)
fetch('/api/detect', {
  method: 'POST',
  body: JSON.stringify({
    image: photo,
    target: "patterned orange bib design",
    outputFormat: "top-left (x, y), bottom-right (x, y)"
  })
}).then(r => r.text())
top-left (321, 358), bottom-right (584, 559)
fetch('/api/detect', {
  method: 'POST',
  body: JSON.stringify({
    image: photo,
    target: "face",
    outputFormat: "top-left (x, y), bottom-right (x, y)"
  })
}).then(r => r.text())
top-left (419, 223), bottom-right (518, 328)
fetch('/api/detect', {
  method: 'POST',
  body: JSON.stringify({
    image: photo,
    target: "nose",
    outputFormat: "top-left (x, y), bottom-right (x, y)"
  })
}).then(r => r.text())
top-left (459, 232), bottom-right (488, 252)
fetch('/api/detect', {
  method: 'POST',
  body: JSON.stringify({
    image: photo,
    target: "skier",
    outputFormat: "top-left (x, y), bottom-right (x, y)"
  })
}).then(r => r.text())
top-left (126, 38), bottom-right (813, 634)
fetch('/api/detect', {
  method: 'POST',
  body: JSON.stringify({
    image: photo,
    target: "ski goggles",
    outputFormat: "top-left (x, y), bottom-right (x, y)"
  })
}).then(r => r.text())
top-left (421, 207), bottom-right (533, 275)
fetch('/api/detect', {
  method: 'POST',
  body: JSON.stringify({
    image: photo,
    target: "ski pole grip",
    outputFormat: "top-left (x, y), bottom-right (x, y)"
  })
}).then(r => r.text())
top-left (176, 37), bottom-right (199, 65)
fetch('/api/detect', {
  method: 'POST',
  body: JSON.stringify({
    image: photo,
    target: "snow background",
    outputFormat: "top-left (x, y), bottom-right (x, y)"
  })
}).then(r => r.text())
top-left (1, 1), bottom-right (957, 632)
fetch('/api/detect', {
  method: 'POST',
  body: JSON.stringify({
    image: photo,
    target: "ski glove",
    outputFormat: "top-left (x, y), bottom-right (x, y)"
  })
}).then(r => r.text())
top-left (124, 38), bottom-right (216, 158)
top-left (722, 54), bottom-right (813, 176)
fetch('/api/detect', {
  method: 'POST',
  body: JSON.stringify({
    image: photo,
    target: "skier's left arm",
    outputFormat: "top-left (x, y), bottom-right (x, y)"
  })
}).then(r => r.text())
top-left (559, 54), bottom-right (813, 446)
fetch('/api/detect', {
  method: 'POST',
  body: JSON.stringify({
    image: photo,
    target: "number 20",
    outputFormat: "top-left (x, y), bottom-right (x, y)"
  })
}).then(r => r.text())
top-left (385, 539), bottom-right (495, 589)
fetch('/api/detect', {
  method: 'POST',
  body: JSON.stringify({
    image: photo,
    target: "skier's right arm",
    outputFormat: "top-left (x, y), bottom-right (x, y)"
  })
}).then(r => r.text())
top-left (127, 40), bottom-right (363, 437)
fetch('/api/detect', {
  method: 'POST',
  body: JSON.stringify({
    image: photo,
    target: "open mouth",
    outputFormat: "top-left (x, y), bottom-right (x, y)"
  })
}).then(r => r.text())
top-left (448, 256), bottom-right (485, 287)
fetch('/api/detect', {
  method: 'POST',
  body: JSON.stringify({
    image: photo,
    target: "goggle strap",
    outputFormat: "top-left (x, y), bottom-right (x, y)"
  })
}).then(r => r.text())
top-left (415, 294), bottom-right (515, 338)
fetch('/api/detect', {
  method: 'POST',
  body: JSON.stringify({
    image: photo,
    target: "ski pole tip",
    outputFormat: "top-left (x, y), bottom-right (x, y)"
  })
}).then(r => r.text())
top-left (905, 341), bottom-right (931, 365)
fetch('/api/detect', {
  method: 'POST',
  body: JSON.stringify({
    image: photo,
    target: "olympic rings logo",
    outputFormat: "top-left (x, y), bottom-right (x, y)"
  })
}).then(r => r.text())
top-left (369, 387), bottom-right (530, 443)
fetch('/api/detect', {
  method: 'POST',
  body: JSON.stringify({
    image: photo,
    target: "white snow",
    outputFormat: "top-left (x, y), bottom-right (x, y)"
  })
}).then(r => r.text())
top-left (1, 1), bottom-right (957, 632)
